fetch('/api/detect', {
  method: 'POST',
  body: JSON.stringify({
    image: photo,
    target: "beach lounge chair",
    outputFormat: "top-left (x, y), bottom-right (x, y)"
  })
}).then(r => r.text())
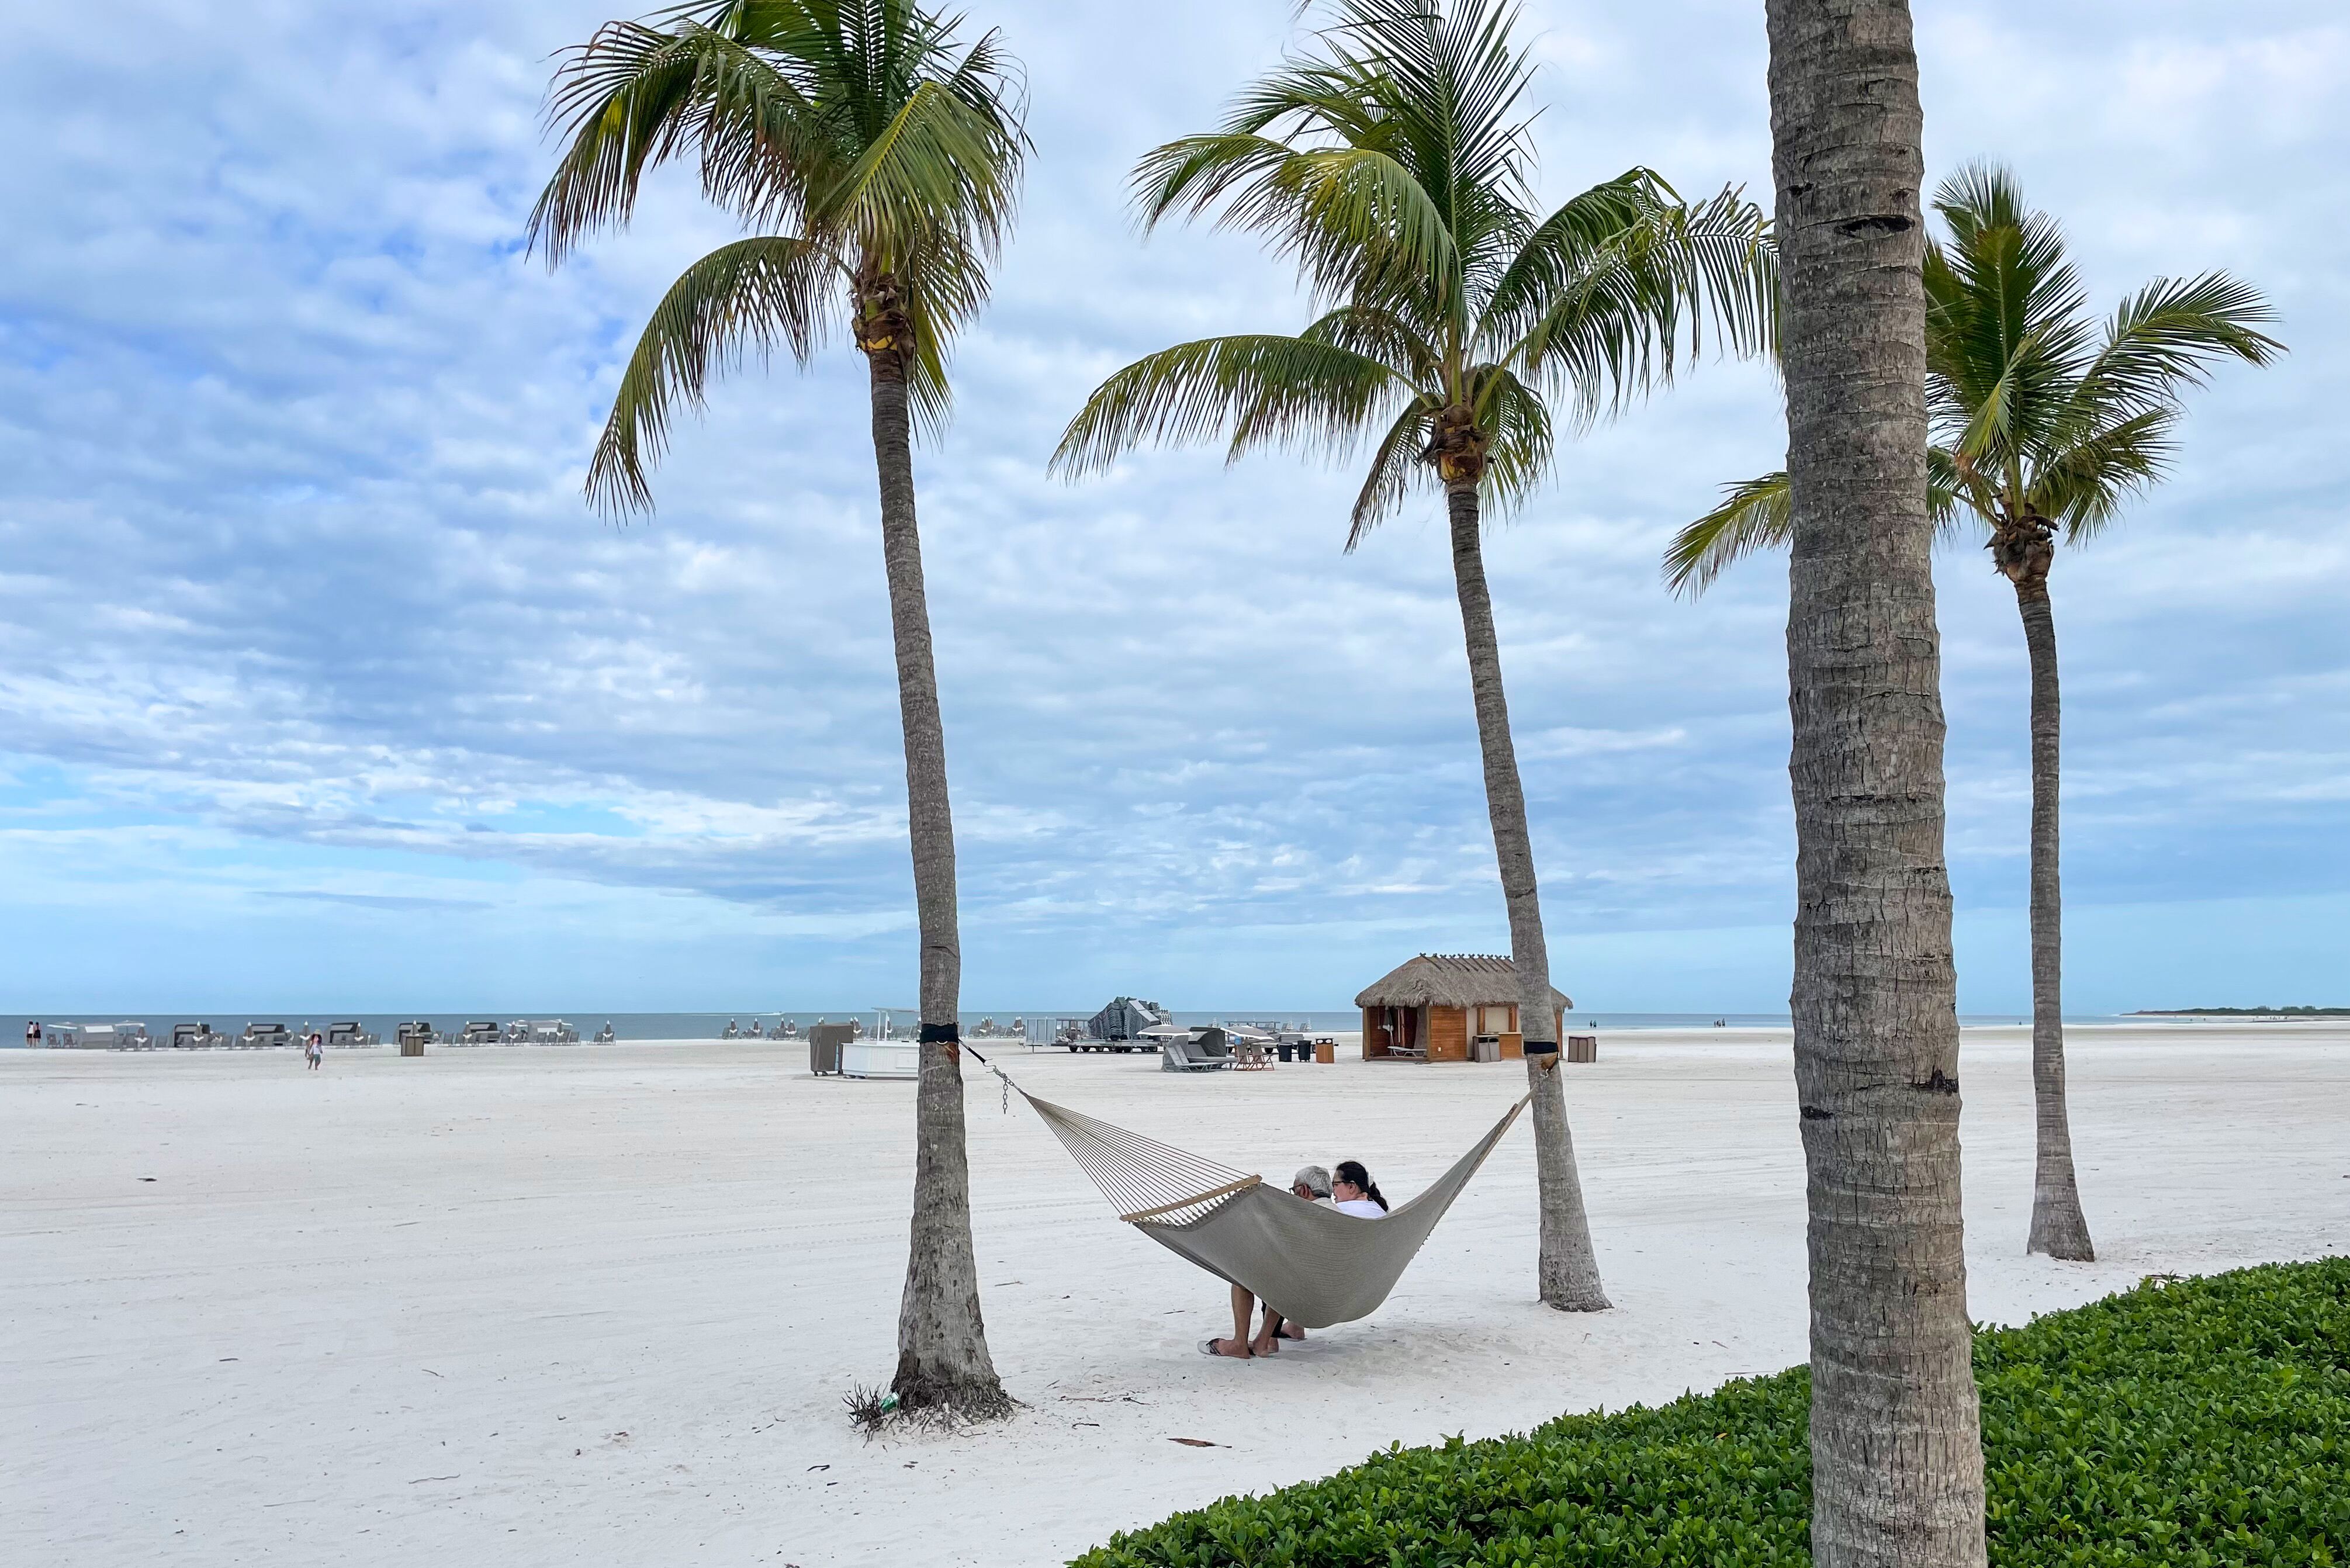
top-left (1160, 1029), bottom-right (1234, 1073)
top-left (1233, 1036), bottom-right (1272, 1070)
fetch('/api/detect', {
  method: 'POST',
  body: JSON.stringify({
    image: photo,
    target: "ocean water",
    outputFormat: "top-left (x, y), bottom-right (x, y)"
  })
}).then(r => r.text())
top-left (9, 1007), bottom-right (2103, 1046)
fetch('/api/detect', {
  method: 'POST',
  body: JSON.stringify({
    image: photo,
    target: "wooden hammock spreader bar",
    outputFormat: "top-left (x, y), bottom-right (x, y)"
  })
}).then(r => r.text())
top-left (1119, 1174), bottom-right (1261, 1224)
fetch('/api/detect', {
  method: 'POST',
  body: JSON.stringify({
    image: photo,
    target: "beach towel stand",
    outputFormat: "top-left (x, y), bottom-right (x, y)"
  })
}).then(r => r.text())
top-left (963, 1042), bottom-right (1528, 1330)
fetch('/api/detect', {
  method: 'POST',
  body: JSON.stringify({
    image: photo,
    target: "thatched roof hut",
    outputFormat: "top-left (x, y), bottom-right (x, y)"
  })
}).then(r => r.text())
top-left (1354, 953), bottom-right (1570, 1011)
top-left (1353, 954), bottom-right (1571, 1062)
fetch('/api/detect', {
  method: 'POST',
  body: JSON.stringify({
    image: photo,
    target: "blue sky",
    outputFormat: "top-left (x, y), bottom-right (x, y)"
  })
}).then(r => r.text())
top-left (1, 1), bottom-right (2342, 1015)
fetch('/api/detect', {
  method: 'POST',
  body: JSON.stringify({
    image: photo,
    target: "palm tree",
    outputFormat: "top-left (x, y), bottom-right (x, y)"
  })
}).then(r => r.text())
top-left (529, 0), bottom-right (1025, 1420)
top-left (1053, 0), bottom-right (1773, 1312)
top-left (1664, 164), bottom-right (2280, 1265)
top-left (1761, 4), bottom-right (1986, 1560)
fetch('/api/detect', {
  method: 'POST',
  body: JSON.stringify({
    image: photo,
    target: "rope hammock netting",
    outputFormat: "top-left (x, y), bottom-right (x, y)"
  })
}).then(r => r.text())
top-left (972, 1047), bottom-right (1530, 1330)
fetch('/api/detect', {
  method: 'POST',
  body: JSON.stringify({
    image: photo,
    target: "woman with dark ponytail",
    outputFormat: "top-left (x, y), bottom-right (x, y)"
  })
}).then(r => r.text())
top-left (1330, 1160), bottom-right (1387, 1216)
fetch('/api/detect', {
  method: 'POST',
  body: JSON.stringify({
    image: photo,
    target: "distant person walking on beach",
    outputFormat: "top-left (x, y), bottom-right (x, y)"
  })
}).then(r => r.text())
top-left (24, 1020), bottom-right (40, 1046)
top-left (304, 1034), bottom-right (323, 1071)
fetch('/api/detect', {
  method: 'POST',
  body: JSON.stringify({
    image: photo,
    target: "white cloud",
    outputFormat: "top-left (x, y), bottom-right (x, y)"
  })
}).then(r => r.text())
top-left (0, 0), bottom-right (2341, 1011)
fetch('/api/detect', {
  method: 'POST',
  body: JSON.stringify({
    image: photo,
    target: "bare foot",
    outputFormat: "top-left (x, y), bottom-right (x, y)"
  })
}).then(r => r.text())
top-left (1280, 1324), bottom-right (1307, 1341)
top-left (1250, 1331), bottom-right (1279, 1356)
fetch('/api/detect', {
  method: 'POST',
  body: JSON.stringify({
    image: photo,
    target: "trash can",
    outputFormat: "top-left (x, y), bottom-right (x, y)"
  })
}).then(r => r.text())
top-left (1566, 1034), bottom-right (1598, 1063)
top-left (1469, 1036), bottom-right (1500, 1063)
top-left (400, 1039), bottom-right (425, 1058)
top-left (1314, 1038), bottom-right (1336, 1065)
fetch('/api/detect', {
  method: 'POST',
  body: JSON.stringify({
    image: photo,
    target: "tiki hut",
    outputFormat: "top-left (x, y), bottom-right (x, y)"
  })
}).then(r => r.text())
top-left (1353, 953), bottom-right (1572, 1062)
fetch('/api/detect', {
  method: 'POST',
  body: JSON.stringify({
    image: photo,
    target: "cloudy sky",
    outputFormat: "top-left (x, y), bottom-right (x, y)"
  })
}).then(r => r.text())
top-left (2, 1), bottom-right (2341, 1015)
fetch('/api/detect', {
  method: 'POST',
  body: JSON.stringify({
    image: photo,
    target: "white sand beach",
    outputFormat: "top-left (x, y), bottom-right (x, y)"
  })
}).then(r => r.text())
top-left (5, 1023), bottom-right (2344, 1566)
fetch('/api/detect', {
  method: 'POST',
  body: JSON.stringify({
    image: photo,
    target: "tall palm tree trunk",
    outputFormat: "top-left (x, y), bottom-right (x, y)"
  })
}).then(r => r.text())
top-left (866, 324), bottom-right (1008, 1419)
top-left (1766, 2), bottom-right (1987, 1564)
top-left (2012, 570), bottom-right (2093, 1260)
top-left (1444, 477), bottom-right (1609, 1312)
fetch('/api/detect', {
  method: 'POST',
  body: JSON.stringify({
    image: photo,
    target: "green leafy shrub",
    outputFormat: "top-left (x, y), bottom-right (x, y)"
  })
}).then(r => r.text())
top-left (1074, 1258), bottom-right (2350, 1567)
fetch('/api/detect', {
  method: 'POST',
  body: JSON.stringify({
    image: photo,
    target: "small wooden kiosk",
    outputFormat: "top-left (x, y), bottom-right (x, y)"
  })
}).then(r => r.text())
top-left (1354, 953), bottom-right (1572, 1063)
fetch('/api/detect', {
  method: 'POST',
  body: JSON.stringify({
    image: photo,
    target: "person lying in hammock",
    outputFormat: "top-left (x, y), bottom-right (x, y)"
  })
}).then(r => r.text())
top-left (1203, 1161), bottom-right (1388, 1358)
top-left (1330, 1159), bottom-right (1390, 1217)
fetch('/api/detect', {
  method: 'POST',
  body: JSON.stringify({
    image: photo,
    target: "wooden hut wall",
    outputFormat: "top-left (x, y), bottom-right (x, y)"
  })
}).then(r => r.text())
top-left (1427, 1006), bottom-right (1469, 1062)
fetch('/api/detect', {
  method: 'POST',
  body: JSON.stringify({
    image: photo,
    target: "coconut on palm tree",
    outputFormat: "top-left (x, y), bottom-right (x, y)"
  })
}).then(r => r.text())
top-left (529, 0), bottom-right (1026, 1418)
top-left (1054, 0), bottom-right (1773, 1311)
top-left (1664, 163), bottom-right (2280, 1264)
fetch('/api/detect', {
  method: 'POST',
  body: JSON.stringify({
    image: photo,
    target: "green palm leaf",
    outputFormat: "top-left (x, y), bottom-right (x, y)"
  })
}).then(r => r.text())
top-left (1069, 0), bottom-right (1774, 534)
top-left (1663, 471), bottom-right (1790, 596)
top-left (1674, 162), bottom-right (2282, 590)
top-left (2071, 272), bottom-right (2283, 423)
top-left (1050, 335), bottom-right (1407, 478)
top-left (1345, 396), bottom-right (1439, 548)
top-left (535, 0), bottom-right (1026, 508)
top-left (586, 236), bottom-right (836, 514)
top-left (1666, 458), bottom-right (1965, 596)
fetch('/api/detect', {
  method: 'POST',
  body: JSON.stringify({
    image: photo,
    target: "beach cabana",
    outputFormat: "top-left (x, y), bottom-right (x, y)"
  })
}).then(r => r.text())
top-left (1354, 953), bottom-right (1571, 1062)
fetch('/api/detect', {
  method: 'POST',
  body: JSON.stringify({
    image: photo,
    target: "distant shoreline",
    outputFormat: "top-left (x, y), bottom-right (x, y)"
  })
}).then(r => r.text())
top-left (2127, 1006), bottom-right (2349, 1017)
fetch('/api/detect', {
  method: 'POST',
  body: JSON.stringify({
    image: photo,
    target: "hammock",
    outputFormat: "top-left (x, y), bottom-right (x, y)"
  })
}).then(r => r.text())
top-left (1003, 1079), bottom-right (1529, 1329)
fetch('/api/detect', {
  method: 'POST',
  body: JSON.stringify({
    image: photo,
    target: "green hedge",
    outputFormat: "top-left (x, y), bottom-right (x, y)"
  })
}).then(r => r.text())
top-left (1073, 1257), bottom-right (2350, 1567)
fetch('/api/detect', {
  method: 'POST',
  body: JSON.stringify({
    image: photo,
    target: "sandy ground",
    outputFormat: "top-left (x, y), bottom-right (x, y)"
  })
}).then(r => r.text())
top-left (5, 1024), bottom-right (2345, 1567)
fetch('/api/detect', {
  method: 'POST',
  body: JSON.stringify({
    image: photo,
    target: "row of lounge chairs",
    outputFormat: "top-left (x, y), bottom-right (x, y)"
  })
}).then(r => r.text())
top-left (438, 1020), bottom-right (581, 1046)
top-left (25, 1021), bottom-right (374, 1050)
top-left (22, 1019), bottom-right (586, 1049)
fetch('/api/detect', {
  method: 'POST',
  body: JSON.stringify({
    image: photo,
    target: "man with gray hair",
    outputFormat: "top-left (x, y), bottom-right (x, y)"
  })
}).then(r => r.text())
top-left (1204, 1165), bottom-right (1335, 1358)
top-left (1264, 1165), bottom-right (1335, 1347)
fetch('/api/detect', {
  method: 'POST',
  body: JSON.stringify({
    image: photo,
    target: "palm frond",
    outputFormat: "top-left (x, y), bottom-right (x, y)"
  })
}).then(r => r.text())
top-left (2030, 408), bottom-right (2175, 540)
top-left (1663, 470), bottom-right (1789, 597)
top-left (1923, 163), bottom-right (2096, 475)
top-left (1317, 0), bottom-right (1538, 209)
top-left (2072, 271), bottom-right (2284, 420)
top-left (1050, 335), bottom-right (1406, 477)
top-left (539, 0), bottom-right (1029, 488)
top-left (1665, 452), bottom-right (1971, 594)
top-left (1479, 168), bottom-right (1663, 340)
top-left (1133, 133), bottom-right (1462, 313)
top-left (586, 235), bottom-right (836, 514)
top-left (1345, 396), bottom-right (1439, 548)
top-left (822, 79), bottom-right (1018, 268)
top-left (1505, 180), bottom-right (1774, 424)
top-left (1133, 0), bottom-right (1550, 327)
top-left (1299, 302), bottom-right (1442, 382)
top-left (1927, 444), bottom-right (1984, 538)
top-left (531, 20), bottom-right (746, 264)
